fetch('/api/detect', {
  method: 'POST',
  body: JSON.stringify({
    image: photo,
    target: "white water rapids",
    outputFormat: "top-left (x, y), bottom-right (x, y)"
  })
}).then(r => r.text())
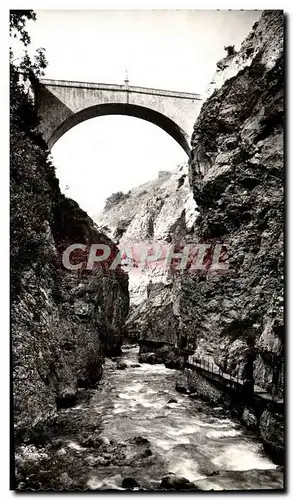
top-left (81, 347), bottom-right (278, 490)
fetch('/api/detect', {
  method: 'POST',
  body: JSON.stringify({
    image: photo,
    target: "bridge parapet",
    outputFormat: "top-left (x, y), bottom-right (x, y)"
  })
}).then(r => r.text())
top-left (38, 78), bottom-right (201, 101)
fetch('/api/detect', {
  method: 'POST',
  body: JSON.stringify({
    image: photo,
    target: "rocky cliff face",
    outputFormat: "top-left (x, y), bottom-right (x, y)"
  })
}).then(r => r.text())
top-left (178, 10), bottom-right (284, 460)
top-left (11, 66), bottom-right (129, 442)
top-left (185, 10), bottom-right (284, 397)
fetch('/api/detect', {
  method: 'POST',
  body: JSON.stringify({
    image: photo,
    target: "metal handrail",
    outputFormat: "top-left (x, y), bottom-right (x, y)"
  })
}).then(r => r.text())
top-left (188, 355), bottom-right (244, 384)
top-left (186, 354), bottom-right (282, 404)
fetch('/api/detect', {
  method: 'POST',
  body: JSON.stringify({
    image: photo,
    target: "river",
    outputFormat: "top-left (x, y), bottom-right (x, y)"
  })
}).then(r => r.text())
top-left (16, 346), bottom-right (283, 491)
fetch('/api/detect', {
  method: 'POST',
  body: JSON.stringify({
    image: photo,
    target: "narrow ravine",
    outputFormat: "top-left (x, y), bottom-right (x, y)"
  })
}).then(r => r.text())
top-left (16, 346), bottom-right (282, 491)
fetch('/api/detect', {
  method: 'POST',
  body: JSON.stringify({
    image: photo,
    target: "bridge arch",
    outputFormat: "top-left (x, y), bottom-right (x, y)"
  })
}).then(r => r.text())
top-left (33, 79), bottom-right (202, 157)
top-left (47, 103), bottom-right (191, 156)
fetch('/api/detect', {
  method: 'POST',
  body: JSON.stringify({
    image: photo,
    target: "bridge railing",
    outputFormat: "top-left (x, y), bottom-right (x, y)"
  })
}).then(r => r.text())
top-left (187, 355), bottom-right (247, 389)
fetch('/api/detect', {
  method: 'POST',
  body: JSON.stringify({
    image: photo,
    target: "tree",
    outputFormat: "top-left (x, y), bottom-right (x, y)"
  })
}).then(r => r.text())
top-left (10, 10), bottom-right (36, 46)
top-left (104, 191), bottom-right (130, 210)
top-left (10, 10), bottom-right (47, 79)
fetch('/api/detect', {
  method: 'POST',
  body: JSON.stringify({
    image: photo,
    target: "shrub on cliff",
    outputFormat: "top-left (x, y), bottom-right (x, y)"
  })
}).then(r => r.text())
top-left (224, 45), bottom-right (236, 56)
top-left (104, 190), bottom-right (130, 210)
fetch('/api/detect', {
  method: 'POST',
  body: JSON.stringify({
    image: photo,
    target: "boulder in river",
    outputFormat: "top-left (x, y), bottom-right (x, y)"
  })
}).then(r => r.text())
top-left (139, 352), bottom-right (156, 364)
top-left (160, 473), bottom-right (194, 490)
top-left (167, 398), bottom-right (178, 404)
top-left (165, 351), bottom-right (185, 370)
top-left (116, 362), bottom-right (128, 370)
top-left (132, 436), bottom-right (150, 445)
top-left (123, 436), bottom-right (153, 463)
top-left (80, 433), bottom-right (103, 448)
top-left (175, 374), bottom-right (189, 394)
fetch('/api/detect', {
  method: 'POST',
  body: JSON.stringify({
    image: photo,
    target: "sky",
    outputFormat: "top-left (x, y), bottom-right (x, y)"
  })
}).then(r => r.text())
top-left (22, 10), bottom-right (262, 216)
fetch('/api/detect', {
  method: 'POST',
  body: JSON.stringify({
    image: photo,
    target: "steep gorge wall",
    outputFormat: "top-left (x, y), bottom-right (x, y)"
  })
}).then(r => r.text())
top-left (95, 165), bottom-right (198, 345)
top-left (178, 10), bottom-right (284, 460)
top-left (11, 66), bottom-right (129, 442)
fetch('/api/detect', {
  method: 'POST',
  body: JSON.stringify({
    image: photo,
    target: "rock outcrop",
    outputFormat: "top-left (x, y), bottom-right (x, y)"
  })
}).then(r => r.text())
top-left (180, 10), bottom-right (284, 459)
top-left (11, 65), bottom-right (129, 442)
top-left (186, 9), bottom-right (284, 398)
top-left (95, 164), bottom-right (198, 345)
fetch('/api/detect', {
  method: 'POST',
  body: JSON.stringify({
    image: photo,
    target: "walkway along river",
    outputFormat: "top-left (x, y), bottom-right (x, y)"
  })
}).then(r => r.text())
top-left (15, 347), bottom-right (283, 491)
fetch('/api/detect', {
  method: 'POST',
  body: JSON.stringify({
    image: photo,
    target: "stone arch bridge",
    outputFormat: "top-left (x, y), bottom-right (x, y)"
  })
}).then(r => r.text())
top-left (33, 78), bottom-right (202, 155)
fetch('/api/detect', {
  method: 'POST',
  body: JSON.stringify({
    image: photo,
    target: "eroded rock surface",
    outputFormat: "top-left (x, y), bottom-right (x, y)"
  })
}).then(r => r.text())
top-left (11, 67), bottom-right (129, 443)
top-left (185, 11), bottom-right (284, 399)
top-left (95, 164), bottom-right (198, 345)
top-left (180, 10), bottom-right (284, 459)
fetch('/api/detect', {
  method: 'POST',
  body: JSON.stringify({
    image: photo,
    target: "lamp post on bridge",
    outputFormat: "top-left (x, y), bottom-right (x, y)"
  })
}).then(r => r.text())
top-left (124, 69), bottom-right (129, 88)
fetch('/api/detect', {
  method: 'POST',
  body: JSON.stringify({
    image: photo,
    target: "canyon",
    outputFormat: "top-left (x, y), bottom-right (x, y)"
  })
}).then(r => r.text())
top-left (11, 62), bottom-right (129, 444)
top-left (11, 9), bottom-right (284, 491)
